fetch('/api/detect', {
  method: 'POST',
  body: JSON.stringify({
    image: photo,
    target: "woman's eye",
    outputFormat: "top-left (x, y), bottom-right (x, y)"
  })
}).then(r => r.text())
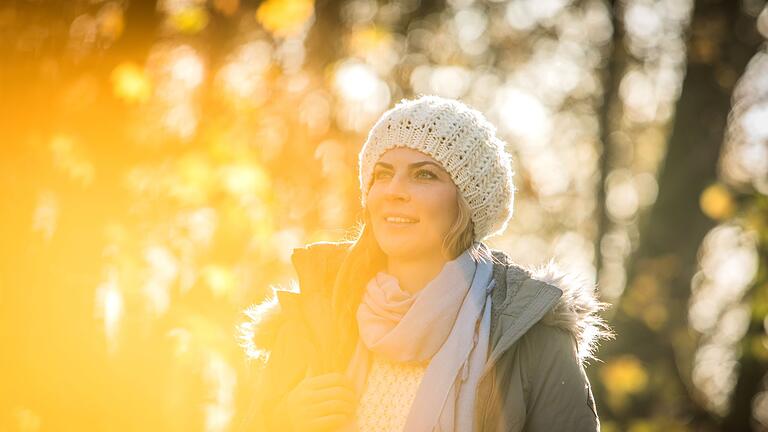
top-left (373, 170), bottom-right (435, 180)
top-left (416, 169), bottom-right (436, 179)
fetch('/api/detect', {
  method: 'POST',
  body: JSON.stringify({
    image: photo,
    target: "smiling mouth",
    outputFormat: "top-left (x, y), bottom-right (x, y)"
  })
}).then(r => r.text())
top-left (384, 216), bottom-right (419, 224)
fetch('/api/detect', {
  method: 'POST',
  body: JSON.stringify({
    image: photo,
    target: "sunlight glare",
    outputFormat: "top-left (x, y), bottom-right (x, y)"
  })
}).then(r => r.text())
top-left (334, 61), bottom-right (379, 102)
top-left (111, 62), bottom-right (151, 103)
top-left (32, 191), bottom-right (58, 242)
top-left (219, 163), bottom-right (270, 202)
top-left (163, 103), bottom-right (198, 140)
top-left (505, 0), bottom-right (571, 30)
top-left (169, 45), bottom-right (205, 88)
top-left (620, 70), bottom-right (657, 123)
top-left (95, 270), bottom-right (124, 354)
top-left (50, 134), bottom-right (95, 185)
top-left (203, 265), bottom-right (235, 298)
top-left (606, 169), bottom-right (640, 221)
top-left (217, 41), bottom-right (272, 102)
top-left (430, 66), bottom-right (471, 99)
top-left (625, 2), bottom-right (662, 41)
top-left (689, 224), bottom-right (758, 334)
top-left (143, 245), bottom-right (179, 316)
top-left (256, 0), bottom-right (315, 37)
top-left (333, 61), bottom-right (391, 132)
top-left (203, 352), bottom-right (237, 432)
top-left (494, 86), bottom-right (551, 145)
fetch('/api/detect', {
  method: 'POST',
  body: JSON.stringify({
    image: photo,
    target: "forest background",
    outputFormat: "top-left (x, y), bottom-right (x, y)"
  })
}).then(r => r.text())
top-left (2, 0), bottom-right (768, 431)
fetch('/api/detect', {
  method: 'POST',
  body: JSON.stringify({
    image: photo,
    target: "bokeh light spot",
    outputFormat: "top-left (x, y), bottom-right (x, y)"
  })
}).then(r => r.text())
top-left (111, 62), bottom-right (152, 103)
top-left (256, 0), bottom-right (315, 37)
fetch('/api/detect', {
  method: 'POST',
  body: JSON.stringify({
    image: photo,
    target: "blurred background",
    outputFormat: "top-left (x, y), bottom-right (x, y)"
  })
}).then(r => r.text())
top-left (1, 0), bottom-right (768, 430)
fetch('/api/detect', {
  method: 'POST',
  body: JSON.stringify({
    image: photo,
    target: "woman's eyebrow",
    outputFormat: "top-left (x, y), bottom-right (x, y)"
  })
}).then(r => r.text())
top-left (374, 161), bottom-right (444, 171)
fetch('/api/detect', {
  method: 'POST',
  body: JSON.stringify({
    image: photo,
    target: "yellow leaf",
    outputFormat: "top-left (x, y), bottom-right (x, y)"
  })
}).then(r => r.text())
top-left (348, 26), bottom-right (392, 56)
top-left (97, 2), bottom-right (124, 40)
top-left (256, 0), bottom-right (314, 37)
top-left (170, 6), bottom-right (210, 34)
top-left (202, 265), bottom-right (235, 298)
top-left (601, 355), bottom-right (648, 398)
top-left (111, 62), bottom-right (151, 103)
top-left (700, 183), bottom-right (735, 220)
top-left (172, 153), bottom-right (215, 205)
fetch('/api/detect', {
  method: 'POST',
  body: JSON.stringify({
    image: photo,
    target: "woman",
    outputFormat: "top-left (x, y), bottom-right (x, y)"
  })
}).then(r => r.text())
top-left (238, 95), bottom-right (613, 432)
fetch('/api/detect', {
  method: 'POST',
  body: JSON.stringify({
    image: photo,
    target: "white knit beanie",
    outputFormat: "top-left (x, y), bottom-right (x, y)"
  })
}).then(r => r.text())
top-left (358, 95), bottom-right (516, 241)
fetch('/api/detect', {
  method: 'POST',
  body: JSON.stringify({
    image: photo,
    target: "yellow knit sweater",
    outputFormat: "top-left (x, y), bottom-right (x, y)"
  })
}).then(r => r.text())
top-left (356, 352), bottom-right (429, 432)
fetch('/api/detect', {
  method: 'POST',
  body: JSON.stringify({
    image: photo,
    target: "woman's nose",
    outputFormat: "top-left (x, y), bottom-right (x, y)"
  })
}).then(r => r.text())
top-left (384, 173), bottom-right (410, 201)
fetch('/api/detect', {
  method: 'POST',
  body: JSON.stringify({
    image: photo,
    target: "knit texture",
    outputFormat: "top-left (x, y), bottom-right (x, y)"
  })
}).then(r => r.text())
top-left (356, 353), bottom-right (429, 432)
top-left (358, 95), bottom-right (516, 241)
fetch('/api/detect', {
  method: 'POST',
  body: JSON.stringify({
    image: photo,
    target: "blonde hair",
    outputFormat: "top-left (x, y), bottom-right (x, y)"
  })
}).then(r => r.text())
top-left (327, 192), bottom-right (494, 369)
top-left (443, 192), bottom-right (487, 262)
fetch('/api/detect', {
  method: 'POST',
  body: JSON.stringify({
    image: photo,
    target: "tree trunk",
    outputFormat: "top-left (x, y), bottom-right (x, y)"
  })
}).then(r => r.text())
top-left (595, 0), bottom-right (623, 278)
top-left (601, 0), bottom-right (762, 428)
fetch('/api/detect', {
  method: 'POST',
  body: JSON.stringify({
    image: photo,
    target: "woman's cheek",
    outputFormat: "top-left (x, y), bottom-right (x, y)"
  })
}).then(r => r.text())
top-left (422, 199), bottom-right (453, 237)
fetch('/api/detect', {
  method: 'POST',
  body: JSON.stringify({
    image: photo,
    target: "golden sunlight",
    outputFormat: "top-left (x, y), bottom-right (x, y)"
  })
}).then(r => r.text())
top-left (256, 0), bottom-right (315, 37)
top-left (111, 62), bottom-right (152, 103)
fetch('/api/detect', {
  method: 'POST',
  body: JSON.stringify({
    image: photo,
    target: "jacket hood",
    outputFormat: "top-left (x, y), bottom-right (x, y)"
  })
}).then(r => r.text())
top-left (238, 242), bottom-right (613, 365)
top-left (525, 259), bottom-right (614, 363)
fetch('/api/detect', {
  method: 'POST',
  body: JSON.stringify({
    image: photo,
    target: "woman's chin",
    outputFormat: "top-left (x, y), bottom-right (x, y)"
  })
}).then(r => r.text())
top-left (378, 240), bottom-right (428, 259)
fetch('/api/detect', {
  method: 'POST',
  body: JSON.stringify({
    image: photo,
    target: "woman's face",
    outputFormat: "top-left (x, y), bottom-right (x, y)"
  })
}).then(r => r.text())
top-left (366, 147), bottom-right (459, 261)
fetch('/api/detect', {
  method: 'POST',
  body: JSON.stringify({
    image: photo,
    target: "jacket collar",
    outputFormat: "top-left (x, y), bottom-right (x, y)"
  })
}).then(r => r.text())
top-left (240, 241), bottom-right (611, 366)
top-left (485, 256), bottom-right (563, 373)
top-left (486, 249), bottom-right (612, 365)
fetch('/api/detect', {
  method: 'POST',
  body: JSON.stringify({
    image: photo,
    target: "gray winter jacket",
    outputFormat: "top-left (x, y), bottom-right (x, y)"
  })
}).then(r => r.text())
top-left (237, 241), bottom-right (612, 431)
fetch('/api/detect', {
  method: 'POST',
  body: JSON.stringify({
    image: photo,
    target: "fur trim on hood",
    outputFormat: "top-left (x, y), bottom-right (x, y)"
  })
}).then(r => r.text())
top-left (237, 254), bottom-right (613, 366)
top-left (237, 280), bottom-right (299, 364)
top-left (525, 259), bottom-right (614, 364)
